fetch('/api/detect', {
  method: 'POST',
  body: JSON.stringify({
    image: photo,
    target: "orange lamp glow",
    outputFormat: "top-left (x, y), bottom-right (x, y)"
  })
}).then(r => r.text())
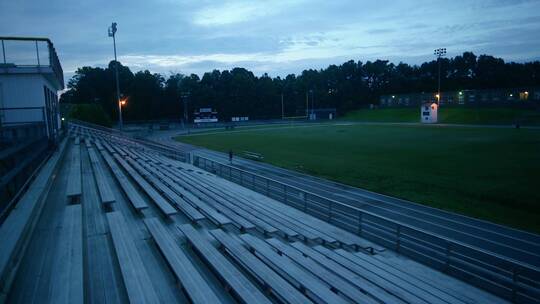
top-left (120, 99), bottom-right (127, 106)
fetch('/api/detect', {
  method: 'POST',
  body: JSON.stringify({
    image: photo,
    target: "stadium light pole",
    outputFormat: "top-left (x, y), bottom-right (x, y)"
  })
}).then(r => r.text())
top-left (109, 22), bottom-right (123, 130)
top-left (434, 48), bottom-right (446, 105)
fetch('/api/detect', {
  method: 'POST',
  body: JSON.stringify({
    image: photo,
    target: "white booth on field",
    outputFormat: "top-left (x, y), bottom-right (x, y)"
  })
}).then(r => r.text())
top-left (420, 102), bottom-right (438, 123)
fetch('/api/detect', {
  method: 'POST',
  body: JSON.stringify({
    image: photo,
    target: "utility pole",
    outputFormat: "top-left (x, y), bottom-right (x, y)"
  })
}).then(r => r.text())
top-left (434, 48), bottom-right (446, 105)
top-left (310, 89), bottom-right (315, 116)
top-left (109, 22), bottom-right (122, 130)
top-left (281, 92), bottom-right (284, 119)
top-left (181, 92), bottom-right (190, 134)
top-left (305, 91), bottom-right (309, 117)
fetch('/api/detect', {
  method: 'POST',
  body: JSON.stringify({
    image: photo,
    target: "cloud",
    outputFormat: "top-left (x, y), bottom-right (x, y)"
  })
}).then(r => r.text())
top-left (2, 0), bottom-right (539, 85)
top-left (193, 0), bottom-right (306, 26)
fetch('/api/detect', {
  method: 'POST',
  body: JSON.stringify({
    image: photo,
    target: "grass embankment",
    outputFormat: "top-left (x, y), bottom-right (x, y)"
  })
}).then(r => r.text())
top-left (178, 124), bottom-right (540, 233)
top-left (343, 107), bottom-right (540, 125)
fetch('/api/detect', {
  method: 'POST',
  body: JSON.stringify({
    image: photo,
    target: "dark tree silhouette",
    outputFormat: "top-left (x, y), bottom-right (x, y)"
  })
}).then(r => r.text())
top-left (60, 52), bottom-right (540, 122)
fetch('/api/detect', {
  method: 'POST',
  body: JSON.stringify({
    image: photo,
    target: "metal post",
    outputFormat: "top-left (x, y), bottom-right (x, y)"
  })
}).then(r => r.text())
top-left (437, 57), bottom-right (441, 103)
top-left (305, 91), bottom-right (308, 117)
top-left (113, 34), bottom-right (122, 130)
top-left (35, 41), bottom-right (40, 66)
top-left (281, 93), bottom-right (284, 119)
top-left (512, 267), bottom-right (518, 301)
top-left (109, 22), bottom-right (123, 131)
top-left (311, 90), bottom-right (315, 116)
top-left (2, 40), bottom-right (6, 64)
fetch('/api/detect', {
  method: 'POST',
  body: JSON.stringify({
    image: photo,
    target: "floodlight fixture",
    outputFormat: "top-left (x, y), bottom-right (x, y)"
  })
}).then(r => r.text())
top-left (434, 48), bottom-right (446, 58)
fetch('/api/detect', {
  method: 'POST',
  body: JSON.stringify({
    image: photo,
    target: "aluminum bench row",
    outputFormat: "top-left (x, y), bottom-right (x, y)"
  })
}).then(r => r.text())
top-left (87, 147), bottom-right (115, 205)
top-left (143, 218), bottom-right (223, 303)
top-left (177, 224), bottom-right (272, 304)
top-left (126, 158), bottom-right (206, 222)
top-left (50, 205), bottom-right (83, 304)
top-left (98, 148), bottom-right (148, 211)
top-left (135, 154), bottom-right (287, 237)
top-left (144, 162), bottom-right (253, 231)
top-left (65, 144), bottom-right (82, 200)
top-left (112, 154), bottom-right (177, 216)
top-left (106, 211), bottom-right (160, 304)
top-left (111, 145), bottom-right (378, 251)
top-left (238, 233), bottom-right (348, 304)
top-left (201, 169), bottom-right (381, 250)
top-left (122, 151), bottom-right (235, 227)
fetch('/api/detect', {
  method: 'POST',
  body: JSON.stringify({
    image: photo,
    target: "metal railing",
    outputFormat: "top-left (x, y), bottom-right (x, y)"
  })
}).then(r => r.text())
top-left (194, 155), bottom-right (540, 303)
top-left (0, 37), bottom-right (64, 88)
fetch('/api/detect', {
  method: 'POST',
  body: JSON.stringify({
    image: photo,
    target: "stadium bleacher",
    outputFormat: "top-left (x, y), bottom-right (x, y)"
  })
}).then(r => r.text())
top-left (0, 122), bottom-right (528, 303)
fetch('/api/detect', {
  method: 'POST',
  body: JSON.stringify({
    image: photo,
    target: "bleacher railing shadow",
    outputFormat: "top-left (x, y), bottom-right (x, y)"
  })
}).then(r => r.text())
top-left (194, 155), bottom-right (540, 304)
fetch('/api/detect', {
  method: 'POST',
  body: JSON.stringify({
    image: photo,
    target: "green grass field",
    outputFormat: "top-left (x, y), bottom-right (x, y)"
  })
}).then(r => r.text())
top-left (343, 107), bottom-right (540, 125)
top-left (177, 124), bottom-right (540, 233)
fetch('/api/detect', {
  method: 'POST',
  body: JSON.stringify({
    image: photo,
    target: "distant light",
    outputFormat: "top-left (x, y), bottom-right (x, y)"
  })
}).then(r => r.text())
top-left (392, 95), bottom-right (395, 98)
top-left (510, 94), bottom-right (513, 97)
top-left (435, 94), bottom-right (440, 99)
top-left (459, 91), bottom-right (463, 96)
top-left (524, 91), bottom-right (529, 95)
top-left (61, 117), bottom-right (65, 121)
top-left (120, 98), bottom-right (127, 106)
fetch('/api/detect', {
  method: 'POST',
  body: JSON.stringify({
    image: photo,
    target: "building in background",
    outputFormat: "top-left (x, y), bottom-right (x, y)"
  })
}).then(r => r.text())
top-left (380, 87), bottom-right (540, 107)
top-left (0, 37), bottom-right (64, 141)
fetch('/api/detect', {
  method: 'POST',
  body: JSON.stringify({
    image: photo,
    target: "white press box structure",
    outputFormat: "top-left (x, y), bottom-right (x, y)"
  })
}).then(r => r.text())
top-left (0, 37), bottom-right (64, 139)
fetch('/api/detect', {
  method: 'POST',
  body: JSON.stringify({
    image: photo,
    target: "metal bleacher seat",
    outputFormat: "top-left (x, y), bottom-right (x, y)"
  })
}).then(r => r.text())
top-left (208, 229), bottom-right (312, 304)
top-left (143, 218), bottom-right (223, 303)
top-left (106, 211), bottom-right (160, 304)
top-left (50, 205), bottom-right (83, 304)
top-left (87, 148), bottom-right (115, 205)
top-left (177, 224), bottom-right (272, 304)
top-left (65, 145), bottom-right (82, 202)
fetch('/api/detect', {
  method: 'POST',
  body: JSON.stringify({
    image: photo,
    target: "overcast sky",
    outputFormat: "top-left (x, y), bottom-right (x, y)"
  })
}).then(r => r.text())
top-left (1, 0), bottom-right (539, 82)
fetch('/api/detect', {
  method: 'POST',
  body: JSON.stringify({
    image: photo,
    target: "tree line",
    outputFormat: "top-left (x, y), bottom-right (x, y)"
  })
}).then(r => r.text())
top-left (60, 52), bottom-right (540, 122)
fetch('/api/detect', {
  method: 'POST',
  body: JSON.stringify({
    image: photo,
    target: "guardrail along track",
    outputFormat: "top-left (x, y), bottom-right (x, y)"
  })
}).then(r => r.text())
top-left (194, 155), bottom-right (540, 303)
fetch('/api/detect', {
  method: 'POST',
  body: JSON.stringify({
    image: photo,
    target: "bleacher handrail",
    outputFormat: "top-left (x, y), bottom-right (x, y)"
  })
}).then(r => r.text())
top-left (193, 155), bottom-right (540, 303)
